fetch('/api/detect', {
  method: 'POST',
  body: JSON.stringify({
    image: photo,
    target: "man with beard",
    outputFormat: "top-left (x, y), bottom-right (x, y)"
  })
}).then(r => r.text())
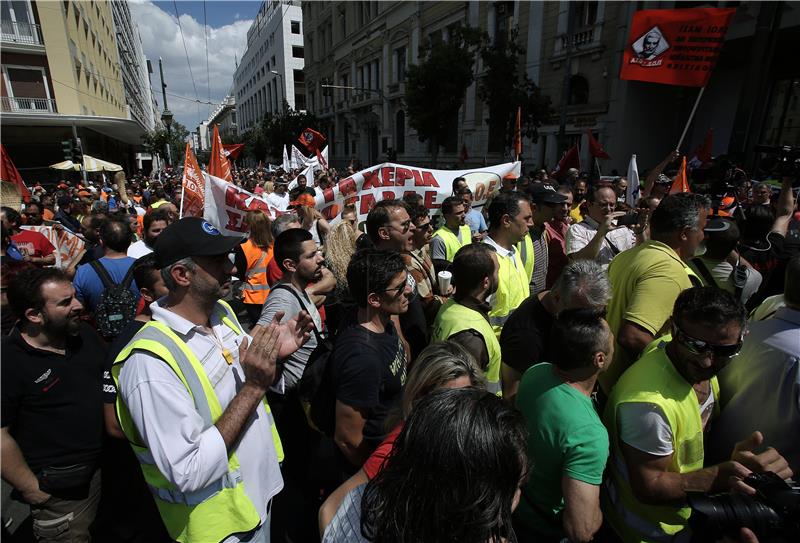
top-left (257, 228), bottom-right (327, 542)
top-left (127, 208), bottom-right (171, 259)
top-left (433, 243), bottom-right (502, 394)
top-left (2, 268), bottom-right (106, 542)
top-left (112, 218), bottom-right (313, 543)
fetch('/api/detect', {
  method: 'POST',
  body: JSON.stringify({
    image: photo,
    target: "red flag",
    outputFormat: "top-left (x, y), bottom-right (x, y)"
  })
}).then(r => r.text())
top-left (670, 156), bottom-right (691, 194)
top-left (460, 142), bottom-right (469, 163)
top-left (0, 144), bottom-right (31, 202)
top-left (620, 8), bottom-right (736, 87)
top-left (208, 125), bottom-right (232, 181)
top-left (553, 144), bottom-right (581, 179)
top-left (222, 144), bottom-right (245, 161)
top-left (181, 143), bottom-right (205, 218)
top-left (586, 130), bottom-right (611, 160)
top-left (513, 107), bottom-right (522, 158)
top-left (298, 128), bottom-right (326, 153)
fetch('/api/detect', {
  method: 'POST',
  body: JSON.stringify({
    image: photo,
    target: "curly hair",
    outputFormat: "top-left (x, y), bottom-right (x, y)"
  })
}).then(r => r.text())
top-left (325, 221), bottom-right (361, 297)
top-left (346, 248), bottom-right (406, 307)
top-left (360, 387), bottom-right (528, 543)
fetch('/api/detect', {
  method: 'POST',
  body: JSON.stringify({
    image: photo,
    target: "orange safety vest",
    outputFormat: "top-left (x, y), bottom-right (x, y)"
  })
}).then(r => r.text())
top-left (241, 240), bottom-right (272, 305)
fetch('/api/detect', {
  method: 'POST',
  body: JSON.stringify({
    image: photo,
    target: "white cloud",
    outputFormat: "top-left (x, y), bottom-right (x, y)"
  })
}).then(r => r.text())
top-left (131, 1), bottom-right (251, 132)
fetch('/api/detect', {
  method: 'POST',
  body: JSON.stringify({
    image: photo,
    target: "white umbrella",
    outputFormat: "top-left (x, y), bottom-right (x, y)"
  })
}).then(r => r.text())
top-left (50, 160), bottom-right (81, 171)
top-left (81, 154), bottom-right (123, 172)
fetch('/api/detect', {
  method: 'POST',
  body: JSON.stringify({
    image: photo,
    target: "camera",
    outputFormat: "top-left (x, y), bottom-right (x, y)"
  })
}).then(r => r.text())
top-left (615, 212), bottom-right (640, 227)
top-left (688, 472), bottom-right (800, 543)
top-left (754, 145), bottom-right (800, 186)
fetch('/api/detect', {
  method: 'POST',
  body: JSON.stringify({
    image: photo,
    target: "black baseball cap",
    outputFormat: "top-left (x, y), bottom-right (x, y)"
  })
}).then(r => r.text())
top-left (154, 217), bottom-right (244, 267)
top-left (703, 217), bottom-right (732, 233)
top-left (528, 184), bottom-right (568, 204)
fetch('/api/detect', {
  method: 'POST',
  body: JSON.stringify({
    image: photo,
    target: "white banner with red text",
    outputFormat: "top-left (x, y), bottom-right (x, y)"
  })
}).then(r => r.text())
top-left (21, 224), bottom-right (86, 269)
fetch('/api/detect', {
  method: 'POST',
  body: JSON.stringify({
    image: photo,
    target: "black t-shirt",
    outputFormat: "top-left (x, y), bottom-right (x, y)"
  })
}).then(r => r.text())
top-left (1, 323), bottom-right (106, 471)
top-left (499, 294), bottom-right (554, 375)
top-left (331, 320), bottom-right (406, 448)
top-left (102, 319), bottom-right (146, 403)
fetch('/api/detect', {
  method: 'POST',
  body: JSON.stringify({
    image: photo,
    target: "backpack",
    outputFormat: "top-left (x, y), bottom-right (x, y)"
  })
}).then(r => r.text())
top-left (691, 257), bottom-right (748, 303)
top-left (90, 260), bottom-right (138, 339)
top-left (271, 284), bottom-right (336, 436)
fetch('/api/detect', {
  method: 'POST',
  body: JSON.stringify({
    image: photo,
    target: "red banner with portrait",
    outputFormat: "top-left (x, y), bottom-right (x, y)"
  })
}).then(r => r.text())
top-left (620, 7), bottom-right (736, 87)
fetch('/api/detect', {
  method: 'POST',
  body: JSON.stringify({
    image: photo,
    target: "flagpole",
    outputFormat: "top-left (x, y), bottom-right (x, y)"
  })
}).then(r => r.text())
top-left (676, 86), bottom-right (706, 152)
top-left (179, 184), bottom-right (185, 219)
top-left (594, 157), bottom-right (602, 179)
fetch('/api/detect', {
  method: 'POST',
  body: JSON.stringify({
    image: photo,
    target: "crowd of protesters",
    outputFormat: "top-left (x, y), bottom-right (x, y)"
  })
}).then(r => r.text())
top-left (1, 151), bottom-right (798, 543)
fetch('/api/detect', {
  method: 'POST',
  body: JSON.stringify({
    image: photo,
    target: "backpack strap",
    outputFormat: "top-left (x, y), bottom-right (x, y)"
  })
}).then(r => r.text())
top-left (90, 260), bottom-right (117, 289)
top-left (271, 283), bottom-right (324, 343)
top-left (119, 261), bottom-right (136, 290)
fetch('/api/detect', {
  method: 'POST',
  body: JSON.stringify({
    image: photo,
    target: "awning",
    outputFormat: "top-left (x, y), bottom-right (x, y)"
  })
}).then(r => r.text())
top-left (82, 154), bottom-right (122, 172)
top-left (50, 160), bottom-right (81, 171)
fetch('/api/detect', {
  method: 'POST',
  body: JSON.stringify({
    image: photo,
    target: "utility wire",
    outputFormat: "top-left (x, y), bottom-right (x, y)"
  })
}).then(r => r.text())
top-left (173, 0), bottom-right (199, 105)
top-left (203, 0), bottom-right (210, 117)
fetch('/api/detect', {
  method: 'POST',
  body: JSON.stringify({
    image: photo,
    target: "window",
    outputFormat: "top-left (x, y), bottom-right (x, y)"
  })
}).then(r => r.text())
top-left (338, 6), bottom-right (346, 37)
top-left (395, 110), bottom-right (405, 153)
top-left (395, 46), bottom-right (406, 82)
top-left (575, 1), bottom-right (598, 27)
top-left (291, 20), bottom-right (300, 34)
top-left (493, 1), bottom-right (514, 45)
top-left (2, 65), bottom-right (54, 112)
top-left (568, 75), bottom-right (589, 105)
top-left (292, 46), bottom-right (304, 59)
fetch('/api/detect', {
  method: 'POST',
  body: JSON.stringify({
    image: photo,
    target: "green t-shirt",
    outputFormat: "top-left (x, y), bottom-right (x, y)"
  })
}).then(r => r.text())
top-left (514, 363), bottom-right (609, 538)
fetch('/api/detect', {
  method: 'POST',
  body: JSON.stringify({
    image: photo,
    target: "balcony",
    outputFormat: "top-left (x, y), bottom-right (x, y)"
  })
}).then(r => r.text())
top-left (1, 96), bottom-right (57, 114)
top-left (1, 20), bottom-right (44, 48)
top-left (551, 22), bottom-right (604, 62)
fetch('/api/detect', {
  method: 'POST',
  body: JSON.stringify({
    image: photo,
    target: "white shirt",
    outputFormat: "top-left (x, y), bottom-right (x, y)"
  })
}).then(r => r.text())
top-left (118, 299), bottom-right (283, 539)
top-left (566, 216), bottom-right (635, 269)
top-left (266, 192), bottom-right (290, 212)
top-left (127, 239), bottom-right (153, 259)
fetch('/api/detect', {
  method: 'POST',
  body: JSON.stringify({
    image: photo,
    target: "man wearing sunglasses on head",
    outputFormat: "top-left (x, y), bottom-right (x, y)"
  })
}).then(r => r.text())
top-left (602, 287), bottom-right (792, 543)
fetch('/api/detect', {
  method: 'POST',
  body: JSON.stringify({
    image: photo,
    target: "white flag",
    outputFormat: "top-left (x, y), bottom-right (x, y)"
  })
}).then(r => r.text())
top-left (626, 154), bottom-right (640, 207)
top-left (282, 145), bottom-right (290, 171)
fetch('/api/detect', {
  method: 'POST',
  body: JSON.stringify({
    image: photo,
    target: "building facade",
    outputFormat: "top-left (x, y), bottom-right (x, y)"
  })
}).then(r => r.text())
top-left (1, 0), bottom-right (147, 182)
top-left (233, 0), bottom-right (305, 134)
top-left (110, 0), bottom-right (157, 132)
top-left (302, 1), bottom-right (799, 174)
top-left (207, 93), bottom-right (238, 142)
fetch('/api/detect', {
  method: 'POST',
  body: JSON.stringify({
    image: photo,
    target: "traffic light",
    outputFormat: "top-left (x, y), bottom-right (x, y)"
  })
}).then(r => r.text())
top-left (61, 140), bottom-right (74, 162)
top-left (73, 138), bottom-right (84, 164)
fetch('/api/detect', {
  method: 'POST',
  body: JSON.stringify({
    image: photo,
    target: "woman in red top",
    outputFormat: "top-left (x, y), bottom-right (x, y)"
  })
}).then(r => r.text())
top-left (318, 340), bottom-right (485, 535)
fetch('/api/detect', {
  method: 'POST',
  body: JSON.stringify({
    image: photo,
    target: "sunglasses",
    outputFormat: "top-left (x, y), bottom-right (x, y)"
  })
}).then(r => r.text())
top-left (387, 219), bottom-right (413, 234)
top-left (381, 274), bottom-right (410, 298)
top-left (672, 323), bottom-right (743, 359)
top-left (416, 221), bottom-right (432, 232)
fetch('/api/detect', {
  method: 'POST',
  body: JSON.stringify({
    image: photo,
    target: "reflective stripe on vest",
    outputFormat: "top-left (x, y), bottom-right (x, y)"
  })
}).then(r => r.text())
top-left (241, 241), bottom-right (271, 304)
top-left (488, 248), bottom-right (530, 337)
top-left (432, 224), bottom-right (471, 262)
top-left (432, 299), bottom-right (502, 396)
top-left (112, 301), bottom-right (284, 542)
top-left (603, 345), bottom-right (719, 542)
top-left (517, 234), bottom-right (535, 283)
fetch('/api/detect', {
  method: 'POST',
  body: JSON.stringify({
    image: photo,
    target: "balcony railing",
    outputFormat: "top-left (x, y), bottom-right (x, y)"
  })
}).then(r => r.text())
top-left (1, 20), bottom-right (44, 46)
top-left (555, 22), bottom-right (603, 56)
top-left (1, 96), bottom-right (56, 113)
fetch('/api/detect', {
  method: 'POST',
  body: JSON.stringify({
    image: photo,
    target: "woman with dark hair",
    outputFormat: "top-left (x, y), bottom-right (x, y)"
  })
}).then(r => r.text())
top-left (322, 387), bottom-right (528, 543)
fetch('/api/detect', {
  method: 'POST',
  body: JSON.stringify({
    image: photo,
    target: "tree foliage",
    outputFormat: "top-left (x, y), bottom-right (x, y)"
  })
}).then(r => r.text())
top-left (260, 108), bottom-right (320, 162)
top-left (241, 125), bottom-right (268, 164)
top-left (404, 26), bottom-right (483, 167)
top-left (478, 30), bottom-right (552, 153)
top-left (141, 120), bottom-right (190, 166)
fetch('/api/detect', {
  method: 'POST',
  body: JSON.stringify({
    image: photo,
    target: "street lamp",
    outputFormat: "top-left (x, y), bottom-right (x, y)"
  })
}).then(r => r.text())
top-left (270, 70), bottom-right (285, 111)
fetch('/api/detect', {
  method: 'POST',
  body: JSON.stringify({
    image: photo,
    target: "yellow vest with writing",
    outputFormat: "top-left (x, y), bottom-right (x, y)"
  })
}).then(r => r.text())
top-left (112, 300), bottom-right (284, 543)
top-left (602, 345), bottom-right (719, 543)
top-left (432, 299), bottom-right (502, 396)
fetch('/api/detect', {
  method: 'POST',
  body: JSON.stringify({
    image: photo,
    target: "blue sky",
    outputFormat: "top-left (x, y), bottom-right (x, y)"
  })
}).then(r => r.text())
top-left (153, 1), bottom-right (262, 29)
top-left (132, 1), bottom-right (263, 132)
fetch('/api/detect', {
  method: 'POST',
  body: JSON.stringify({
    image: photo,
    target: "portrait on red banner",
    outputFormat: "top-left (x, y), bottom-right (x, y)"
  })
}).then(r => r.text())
top-left (620, 8), bottom-right (736, 87)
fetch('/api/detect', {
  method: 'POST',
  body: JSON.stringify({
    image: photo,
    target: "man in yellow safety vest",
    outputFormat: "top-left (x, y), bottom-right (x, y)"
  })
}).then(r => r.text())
top-left (113, 217), bottom-right (313, 543)
top-left (431, 196), bottom-right (471, 274)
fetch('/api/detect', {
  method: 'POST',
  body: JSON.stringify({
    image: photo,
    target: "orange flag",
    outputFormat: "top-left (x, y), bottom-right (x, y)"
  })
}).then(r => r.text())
top-left (208, 125), bottom-right (232, 181)
top-left (181, 143), bottom-right (205, 218)
top-left (513, 107), bottom-right (522, 158)
top-left (669, 156), bottom-right (691, 194)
